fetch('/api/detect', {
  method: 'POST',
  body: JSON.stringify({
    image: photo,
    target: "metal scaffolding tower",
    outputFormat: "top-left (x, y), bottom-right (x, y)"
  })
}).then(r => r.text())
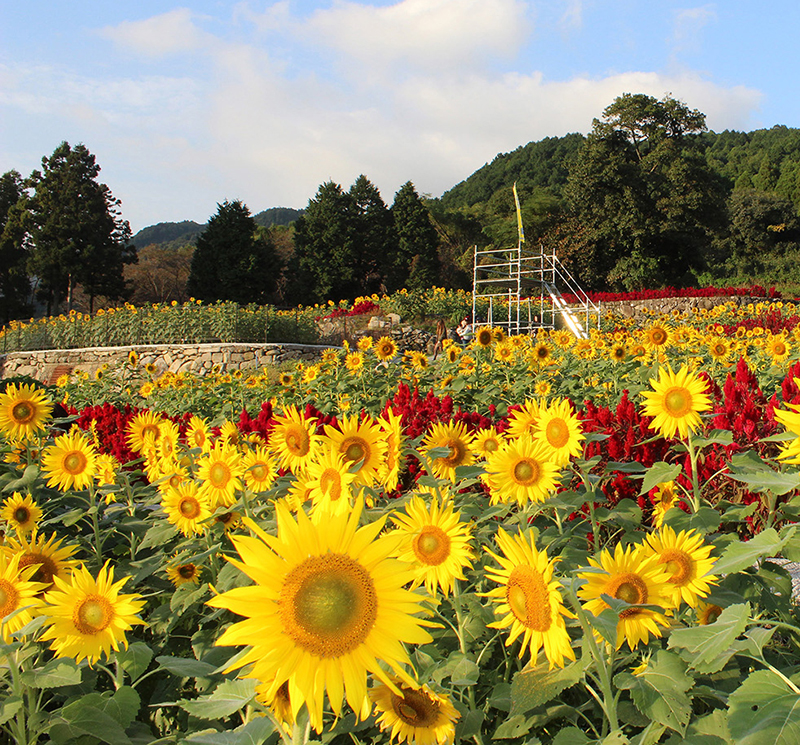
top-left (471, 242), bottom-right (600, 339)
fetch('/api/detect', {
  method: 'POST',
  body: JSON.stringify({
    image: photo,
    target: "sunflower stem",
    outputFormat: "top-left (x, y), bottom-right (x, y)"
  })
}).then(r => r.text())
top-left (686, 430), bottom-right (702, 513)
top-left (86, 484), bottom-right (105, 568)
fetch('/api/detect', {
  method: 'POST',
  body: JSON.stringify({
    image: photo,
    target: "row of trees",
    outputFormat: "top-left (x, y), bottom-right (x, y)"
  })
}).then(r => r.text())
top-left (0, 143), bottom-right (135, 323)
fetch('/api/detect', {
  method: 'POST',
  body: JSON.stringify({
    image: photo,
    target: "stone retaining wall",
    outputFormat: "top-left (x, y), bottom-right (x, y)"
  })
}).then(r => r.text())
top-left (598, 294), bottom-right (760, 324)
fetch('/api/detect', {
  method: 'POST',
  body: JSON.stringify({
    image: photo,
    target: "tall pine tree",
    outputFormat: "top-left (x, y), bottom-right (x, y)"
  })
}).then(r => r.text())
top-left (0, 171), bottom-right (32, 323)
top-left (391, 181), bottom-right (440, 291)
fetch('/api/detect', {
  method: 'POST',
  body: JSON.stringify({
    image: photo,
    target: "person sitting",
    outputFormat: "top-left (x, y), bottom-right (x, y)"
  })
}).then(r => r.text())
top-left (454, 317), bottom-right (472, 344)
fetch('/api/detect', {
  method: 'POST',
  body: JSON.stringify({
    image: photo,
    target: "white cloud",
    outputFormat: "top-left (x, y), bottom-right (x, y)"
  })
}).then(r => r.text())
top-left (671, 5), bottom-right (716, 58)
top-left (560, 0), bottom-right (583, 31)
top-left (98, 8), bottom-right (207, 58)
top-left (303, 0), bottom-right (530, 73)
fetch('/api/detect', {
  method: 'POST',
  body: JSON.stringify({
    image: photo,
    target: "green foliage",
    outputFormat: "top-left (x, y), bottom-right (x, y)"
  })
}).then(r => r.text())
top-left (187, 200), bottom-right (282, 305)
top-left (0, 170), bottom-right (31, 324)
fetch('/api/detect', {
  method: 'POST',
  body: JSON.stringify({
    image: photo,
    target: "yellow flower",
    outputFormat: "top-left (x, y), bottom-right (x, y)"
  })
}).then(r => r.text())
top-left (1, 492), bottom-right (42, 535)
top-left (421, 421), bottom-right (475, 483)
top-left (378, 410), bottom-right (405, 492)
top-left (126, 410), bottom-right (164, 454)
top-left (4, 530), bottom-right (80, 590)
top-left (41, 430), bottom-right (98, 491)
top-left (472, 427), bottom-right (505, 460)
top-left (533, 398), bottom-right (585, 467)
top-left (323, 415), bottom-right (388, 488)
top-left (650, 481), bottom-right (679, 528)
top-left (484, 528), bottom-right (575, 669)
top-left (305, 446), bottom-right (358, 516)
top-left (640, 364), bottom-right (712, 439)
top-left (391, 494), bottom-right (474, 596)
top-left (641, 527), bottom-right (717, 608)
top-left (186, 415), bottom-right (211, 452)
top-left (241, 446), bottom-right (278, 493)
top-left (0, 552), bottom-right (46, 641)
top-left (162, 481), bottom-right (212, 536)
top-left (270, 405), bottom-right (320, 476)
top-left (506, 399), bottom-right (540, 439)
top-left (207, 501), bottom-right (433, 733)
top-left (197, 444), bottom-right (244, 508)
top-left (166, 561), bottom-right (201, 587)
top-left (345, 351), bottom-right (365, 374)
top-left (484, 436), bottom-right (560, 506)
top-left (370, 679), bottom-right (459, 745)
top-left (357, 336), bottom-right (373, 351)
top-left (40, 562), bottom-right (145, 665)
top-left (577, 543), bottom-right (671, 650)
top-left (375, 336), bottom-right (398, 362)
top-left (696, 601), bottom-right (723, 625)
top-left (0, 383), bottom-right (54, 440)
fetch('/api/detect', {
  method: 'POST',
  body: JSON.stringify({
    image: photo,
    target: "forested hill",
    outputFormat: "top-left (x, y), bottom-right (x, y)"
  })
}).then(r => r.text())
top-left (131, 208), bottom-right (304, 248)
top-left (439, 125), bottom-right (800, 212)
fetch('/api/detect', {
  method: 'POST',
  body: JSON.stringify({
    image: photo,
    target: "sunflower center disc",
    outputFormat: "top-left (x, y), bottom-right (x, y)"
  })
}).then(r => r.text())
top-left (442, 438), bottom-right (466, 467)
top-left (545, 419), bottom-right (570, 449)
top-left (209, 462), bottom-right (230, 488)
top-left (660, 549), bottom-right (693, 584)
top-left (392, 689), bottom-right (439, 726)
top-left (484, 438), bottom-right (499, 453)
top-left (74, 595), bottom-right (114, 635)
top-left (0, 580), bottom-right (19, 617)
top-left (285, 428), bottom-right (310, 456)
top-left (20, 553), bottom-right (57, 585)
top-left (178, 564), bottom-right (196, 579)
top-left (513, 459), bottom-right (540, 486)
top-left (413, 527), bottom-right (451, 566)
top-left (282, 554), bottom-right (377, 658)
top-left (251, 464), bottom-right (268, 482)
top-left (142, 425), bottom-right (160, 441)
top-left (664, 387), bottom-right (691, 417)
top-left (11, 402), bottom-right (34, 424)
top-left (507, 566), bottom-right (552, 632)
top-left (63, 451), bottom-right (88, 475)
top-left (14, 507), bottom-right (30, 524)
top-left (612, 573), bottom-right (648, 616)
top-left (320, 469), bottom-right (342, 501)
top-left (180, 497), bottom-right (201, 518)
top-left (340, 438), bottom-right (365, 466)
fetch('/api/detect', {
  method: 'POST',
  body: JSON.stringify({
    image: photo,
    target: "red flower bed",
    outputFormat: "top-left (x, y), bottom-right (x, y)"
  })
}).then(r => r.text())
top-left (561, 285), bottom-right (779, 304)
top-left (319, 300), bottom-right (381, 320)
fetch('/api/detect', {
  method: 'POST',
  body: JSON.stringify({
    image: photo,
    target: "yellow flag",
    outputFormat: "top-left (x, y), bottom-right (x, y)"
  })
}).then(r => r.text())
top-left (513, 182), bottom-right (525, 244)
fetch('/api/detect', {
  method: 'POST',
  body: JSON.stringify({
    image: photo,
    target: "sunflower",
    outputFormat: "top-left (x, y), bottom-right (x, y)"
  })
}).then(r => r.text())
top-left (207, 501), bottom-right (433, 733)
top-left (483, 528), bottom-right (574, 669)
top-left (357, 336), bottom-right (374, 351)
top-left (126, 410), bottom-right (164, 454)
top-left (197, 444), bottom-right (244, 508)
top-left (577, 543), bottom-right (671, 650)
top-left (494, 339), bottom-right (516, 363)
top-left (0, 552), bottom-right (46, 641)
top-left (2, 492), bottom-right (42, 535)
top-left (305, 447), bottom-right (358, 516)
top-left (474, 326), bottom-right (494, 348)
top-left (41, 430), bottom-right (98, 491)
top-left (256, 679), bottom-right (295, 732)
top-left (218, 420), bottom-right (242, 448)
top-left (162, 481), bottom-right (213, 536)
top-left (270, 405), bottom-right (320, 475)
top-left (0, 383), bottom-right (54, 441)
top-left (641, 527), bottom-right (717, 608)
top-left (640, 364), bottom-right (713, 439)
top-left (303, 364), bottom-right (321, 383)
top-left (241, 446), bottom-right (278, 493)
top-left (421, 421), bottom-right (475, 483)
top-left (345, 352), bottom-right (365, 375)
top-left (533, 398), bottom-right (585, 467)
top-left (766, 334), bottom-right (791, 363)
top-left (370, 678), bottom-right (459, 745)
top-left (650, 481), bottom-right (679, 528)
top-left (696, 601), bottom-right (723, 625)
top-left (4, 530), bottom-right (80, 589)
top-left (40, 562), bottom-right (145, 665)
top-left (407, 351), bottom-right (428, 371)
top-left (534, 379), bottom-right (552, 398)
top-left (473, 427), bottom-right (505, 460)
top-left (127, 349), bottom-right (139, 365)
top-left (215, 509), bottom-right (242, 532)
top-left (572, 338), bottom-right (595, 360)
top-left (156, 419), bottom-right (182, 464)
top-left (390, 495), bottom-right (474, 596)
top-left (458, 354), bottom-right (476, 373)
top-left (375, 336), bottom-right (399, 362)
top-left (166, 561), bottom-right (201, 587)
top-left (445, 345), bottom-right (460, 363)
top-left (378, 410), bottom-right (405, 492)
top-left (530, 341), bottom-right (553, 365)
top-left (608, 343), bottom-right (628, 363)
top-left (707, 336), bottom-right (732, 363)
top-left (506, 400), bottom-right (540, 439)
top-left (484, 436), bottom-right (560, 506)
top-left (324, 415), bottom-right (388, 488)
top-left (645, 324), bottom-right (670, 349)
top-left (185, 415), bottom-right (211, 452)
top-left (94, 453), bottom-right (119, 487)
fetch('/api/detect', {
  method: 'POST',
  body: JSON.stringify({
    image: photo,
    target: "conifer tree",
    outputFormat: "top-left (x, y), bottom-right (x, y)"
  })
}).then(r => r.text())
top-left (391, 181), bottom-right (440, 291)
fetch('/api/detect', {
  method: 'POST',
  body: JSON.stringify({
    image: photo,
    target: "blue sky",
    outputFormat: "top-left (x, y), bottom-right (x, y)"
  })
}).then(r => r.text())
top-left (1, 1), bottom-right (796, 232)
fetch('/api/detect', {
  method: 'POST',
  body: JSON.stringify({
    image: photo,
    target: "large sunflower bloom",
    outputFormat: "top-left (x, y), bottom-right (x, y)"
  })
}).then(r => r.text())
top-left (41, 430), bottom-right (98, 492)
top-left (324, 415), bottom-right (388, 488)
top-left (270, 405), bottom-right (320, 475)
top-left (40, 562), bottom-right (145, 665)
top-left (640, 364), bottom-right (712, 439)
top-left (421, 421), bottom-right (475, 483)
top-left (197, 444), bottom-right (244, 508)
top-left (484, 528), bottom-right (575, 669)
top-left (378, 410), bottom-right (405, 492)
top-left (577, 543), bottom-right (672, 650)
top-left (641, 527), bottom-right (717, 608)
top-left (207, 501), bottom-right (433, 733)
top-left (370, 678), bottom-right (459, 745)
top-left (375, 336), bottom-right (398, 362)
top-left (650, 481), bottom-right (680, 528)
top-left (533, 398), bottom-right (585, 467)
top-left (3, 530), bottom-right (80, 590)
top-left (185, 414), bottom-right (212, 452)
top-left (390, 495), bottom-right (474, 596)
top-left (1, 491), bottom-right (42, 535)
top-left (0, 552), bottom-right (46, 641)
top-left (484, 436), bottom-right (560, 506)
top-left (241, 445), bottom-right (278, 493)
top-left (505, 400), bottom-right (541, 439)
top-left (0, 383), bottom-right (53, 441)
top-left (126, 410), bottom-right (165, 454)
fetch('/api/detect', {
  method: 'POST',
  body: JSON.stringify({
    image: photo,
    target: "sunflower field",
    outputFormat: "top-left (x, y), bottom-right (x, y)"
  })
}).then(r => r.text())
top-left (2, 297), bottom-right (800, 744)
